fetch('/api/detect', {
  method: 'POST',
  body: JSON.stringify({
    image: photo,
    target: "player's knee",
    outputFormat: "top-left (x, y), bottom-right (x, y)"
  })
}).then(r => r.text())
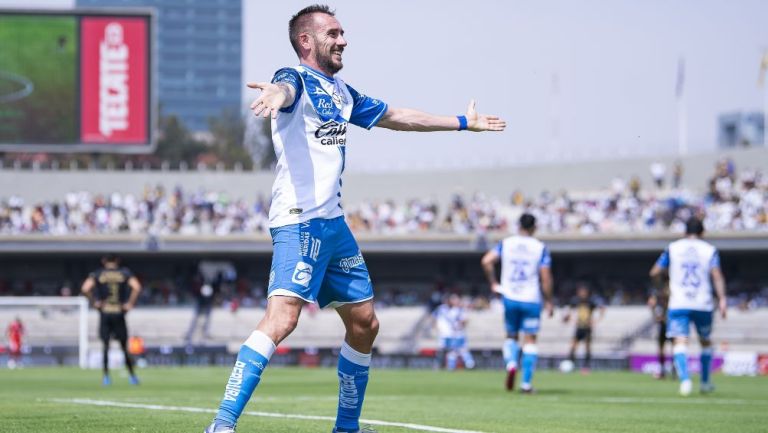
top-left (261, 311), bottom-right (300, 341)
top-left (350, 311), bottom-right (379, 341)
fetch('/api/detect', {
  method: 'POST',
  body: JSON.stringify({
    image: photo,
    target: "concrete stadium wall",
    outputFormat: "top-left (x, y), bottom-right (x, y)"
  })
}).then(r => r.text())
top-left (1, 147), bottom-right (766, 204)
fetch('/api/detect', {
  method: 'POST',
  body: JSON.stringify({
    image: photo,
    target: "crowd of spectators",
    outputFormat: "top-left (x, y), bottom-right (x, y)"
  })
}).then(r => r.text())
top-left (1, 159), bottom-right (766, 236)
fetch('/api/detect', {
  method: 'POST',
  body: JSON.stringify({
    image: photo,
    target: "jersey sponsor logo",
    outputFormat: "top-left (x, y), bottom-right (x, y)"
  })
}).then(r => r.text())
top-left (291, 261), bottom-right (313, 287)
top-left (315, 120), bottom-right (347, 146)
top-left (289, 208), bottom-right (303, 215)
top-left (339, 251), bottom-right (365, 273)
top-left (316, 96), bottom-right (336, 117)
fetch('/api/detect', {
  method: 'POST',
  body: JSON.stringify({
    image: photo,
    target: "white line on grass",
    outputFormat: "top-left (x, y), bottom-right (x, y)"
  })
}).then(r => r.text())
top-left (535, 396), bottom-right (765, 405)
top-left (51, 398), bottom-right (490, 433)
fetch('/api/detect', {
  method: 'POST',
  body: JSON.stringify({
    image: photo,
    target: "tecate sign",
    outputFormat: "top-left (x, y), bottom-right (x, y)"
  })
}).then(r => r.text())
top-left (80, 17), bottom-right (148, 144)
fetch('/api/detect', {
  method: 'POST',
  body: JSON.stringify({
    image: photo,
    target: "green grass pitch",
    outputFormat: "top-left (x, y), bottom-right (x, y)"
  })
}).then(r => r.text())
top-left (1, 367), bottom-right (766, 433)
top-left (0, 14), bottom-right (78, 143)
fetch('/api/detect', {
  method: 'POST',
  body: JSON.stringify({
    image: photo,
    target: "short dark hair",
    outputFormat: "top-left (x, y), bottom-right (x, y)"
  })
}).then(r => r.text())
top-left (519, 213), bottom-right (536, 231)
top-left (102, 253), bottom-right (120, 264)
top-left (289, 4), bottom-right (335, 56)
top-left (685, 216), bottom-right (704, 236)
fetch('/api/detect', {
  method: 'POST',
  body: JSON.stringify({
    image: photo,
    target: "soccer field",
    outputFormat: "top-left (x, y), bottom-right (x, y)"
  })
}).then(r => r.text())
top-left (1, 367), bottom-right (766, 433)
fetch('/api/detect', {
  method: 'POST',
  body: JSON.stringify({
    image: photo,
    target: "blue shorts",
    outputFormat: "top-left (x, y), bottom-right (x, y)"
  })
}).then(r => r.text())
top-left (666, 309), bottom-right (713, 339)
top-left (503, 298), bottom-right (541, 335)
top-left (268, 217), bottom-right (373, 308)
top-left (441, 337), bottom-right (467, 350)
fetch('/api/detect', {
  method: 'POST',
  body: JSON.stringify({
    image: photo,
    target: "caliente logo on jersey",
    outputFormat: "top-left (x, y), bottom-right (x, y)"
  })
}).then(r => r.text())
top-left (315, 120), bottom-right (347, 146)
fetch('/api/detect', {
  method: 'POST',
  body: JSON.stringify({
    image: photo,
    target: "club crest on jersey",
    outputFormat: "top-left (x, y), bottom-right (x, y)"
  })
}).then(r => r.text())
top-left (315, 120), bottom-right (347, 146)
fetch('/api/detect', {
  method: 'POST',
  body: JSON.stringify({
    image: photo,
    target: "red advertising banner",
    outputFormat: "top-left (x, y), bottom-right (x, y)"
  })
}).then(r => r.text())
top-left (80, 17), bottom-right (148, 144)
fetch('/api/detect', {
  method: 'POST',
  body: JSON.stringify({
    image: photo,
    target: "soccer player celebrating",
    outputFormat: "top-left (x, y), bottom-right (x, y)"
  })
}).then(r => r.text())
top-left (481, 213), bottom-right (553, 393)
top-left (203, 5), bottom-right (505, 433)
top-left (563, 283), bottom-right (604, 373)
top-left (649, 216), bottom-right (727, 396)
top-left (81, 254), bottom-right (142, 386)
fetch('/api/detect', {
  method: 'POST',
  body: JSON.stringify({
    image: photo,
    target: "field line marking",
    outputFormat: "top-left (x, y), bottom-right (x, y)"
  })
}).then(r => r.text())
top-left (535, 396), bottom-right (765, 405)
top-left (51, 398), bottom-right (491, 433)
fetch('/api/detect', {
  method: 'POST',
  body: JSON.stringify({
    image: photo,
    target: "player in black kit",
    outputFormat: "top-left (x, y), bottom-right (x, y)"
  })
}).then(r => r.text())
top-left (81, 254), bottom-right (142, 386)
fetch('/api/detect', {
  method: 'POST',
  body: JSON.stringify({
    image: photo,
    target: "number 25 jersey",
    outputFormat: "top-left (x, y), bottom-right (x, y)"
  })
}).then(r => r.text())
top-left (494, 235), bottom-right (551, 304)
top-left (656, 238), bottom-right (720, 312)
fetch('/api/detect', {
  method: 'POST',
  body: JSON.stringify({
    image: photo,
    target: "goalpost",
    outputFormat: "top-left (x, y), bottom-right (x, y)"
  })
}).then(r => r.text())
top-left (0, 296), bottom-right (89, 369)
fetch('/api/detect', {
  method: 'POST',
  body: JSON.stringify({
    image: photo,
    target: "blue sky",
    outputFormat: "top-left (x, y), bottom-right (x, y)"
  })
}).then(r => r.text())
top-left (244, 0), bottom-right (768, 171)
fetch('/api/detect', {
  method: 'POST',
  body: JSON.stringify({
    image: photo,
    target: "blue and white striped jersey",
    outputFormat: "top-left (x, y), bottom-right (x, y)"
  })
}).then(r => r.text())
top-left (493, 235), bottom-right (551, 304)
top-left (268, 65), bottom-right (388, 228)
top-left (433, 304), bottom-right (467, 339)
top-left (655, 238), bottom-right (720, 311)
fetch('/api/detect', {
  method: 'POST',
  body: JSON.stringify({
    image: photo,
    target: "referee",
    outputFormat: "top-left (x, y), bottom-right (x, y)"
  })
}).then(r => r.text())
top-left (81, 254), bottom-right (142, 386)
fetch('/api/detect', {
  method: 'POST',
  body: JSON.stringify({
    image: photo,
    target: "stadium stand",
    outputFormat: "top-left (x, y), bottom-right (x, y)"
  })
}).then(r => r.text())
top-left (1, 154), bottom-right (766, 236)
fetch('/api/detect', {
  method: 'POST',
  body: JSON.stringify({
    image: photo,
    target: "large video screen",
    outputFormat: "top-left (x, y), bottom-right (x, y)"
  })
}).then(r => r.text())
top-left (0, 10), bottom-right (153, 153)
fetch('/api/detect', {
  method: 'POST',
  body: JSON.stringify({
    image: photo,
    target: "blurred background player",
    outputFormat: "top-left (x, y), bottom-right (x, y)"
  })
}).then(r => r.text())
top-left (647, 282), bottom-right (672, 379)
top-left (5, 316), bottom-right (24, 369)
top-left (649, 217), bottom-right (727, 396)
top-left (481, 213), bottom-right (553, 393)
top-left (563, 283), bottom-right (605, 373)
top-left (81, 254), bottom-right (142, 386)
top-left (432, 293), bottom-right (475, 370)
top-left (185, 280), bottom-right (216, 345)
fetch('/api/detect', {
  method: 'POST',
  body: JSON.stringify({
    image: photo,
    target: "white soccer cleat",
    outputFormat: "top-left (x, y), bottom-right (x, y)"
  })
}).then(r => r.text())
top-left (204, 422), bottom-right (236, 433)
top-left (700, 382), bottom-right (715, 394)
top-left (679, 379), bottom-right (692, 396)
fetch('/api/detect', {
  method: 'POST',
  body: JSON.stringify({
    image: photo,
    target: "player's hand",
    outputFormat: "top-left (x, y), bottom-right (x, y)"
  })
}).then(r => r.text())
top-left (718, 298), bottom-right (727, 320)
top-left (122, 303), bottom-right (134, 313)
top-left (247, 82), bottom-right (289, 119)
top-left (491, 283), bottom-right (502, 294)
top-left (465, 100), bottom-right (506, 132)
top-left (545, 301), bottom-right (554, 318)
top-left (94, 301), bottom-right (103, 310)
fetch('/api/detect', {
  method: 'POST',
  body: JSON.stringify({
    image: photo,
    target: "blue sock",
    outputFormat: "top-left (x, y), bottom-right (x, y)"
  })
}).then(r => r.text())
top-left (335, 342), bottom-right (371, 433)
top-left (461, 349), bottom-right (476, 369)
top-left (701, 348), bottom-right (713, 384)
top-left (215, 331), bottom-right (275, 427)
top-left (446, 351), bottom-right (458, 370)
top-left (673, 344), bottom-right (689, 382)
top-left (502, 338), bottom-right (520, 370)
top-left (521, 344), bottom-right (537, 387)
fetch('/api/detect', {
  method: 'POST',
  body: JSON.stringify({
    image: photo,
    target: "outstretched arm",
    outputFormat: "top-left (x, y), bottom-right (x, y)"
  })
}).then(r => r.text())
top-left (247, 81), bottom-right (297, 119)
top-left (377, 100), bottom-right (506, 132)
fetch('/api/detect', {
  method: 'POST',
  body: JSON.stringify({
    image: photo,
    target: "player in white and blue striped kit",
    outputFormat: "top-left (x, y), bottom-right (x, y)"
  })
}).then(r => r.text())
top-left (481, 213), bottom-right (553, 393)
top-left (650, 216), bottom-right (727, 396)
top-left (204, 5), bottom-right (506, 433)
top-left (433, 294), bottom-right (476, 370)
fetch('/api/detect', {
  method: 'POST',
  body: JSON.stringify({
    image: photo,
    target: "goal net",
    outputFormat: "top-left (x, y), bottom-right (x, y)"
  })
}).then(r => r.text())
top-left (0, 296), bottom-right (89, 368)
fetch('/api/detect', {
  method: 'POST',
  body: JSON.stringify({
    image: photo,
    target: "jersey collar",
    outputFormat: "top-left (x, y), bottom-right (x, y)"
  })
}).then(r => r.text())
top-left (300, 64), bottom-right (335, 83)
